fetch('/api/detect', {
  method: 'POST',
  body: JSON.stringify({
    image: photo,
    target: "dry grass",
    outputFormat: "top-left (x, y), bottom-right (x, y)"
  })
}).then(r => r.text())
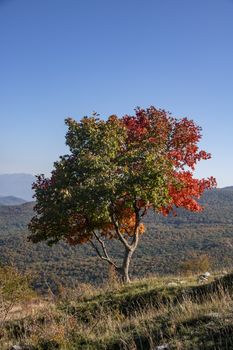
top-left (1, 272), bottom-right (233, 349)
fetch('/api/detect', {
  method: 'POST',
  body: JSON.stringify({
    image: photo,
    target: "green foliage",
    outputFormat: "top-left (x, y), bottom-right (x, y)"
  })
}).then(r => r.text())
top-left (27, 108), bottom-right (216, 283)
top-left (0, 266), bottom-right (33, 302)
top-left (0, 266), bottom-right (34, 326)
top-left (0, 186), bottom-right (233, 291)
top-left (28, 113), bottom-right (172, 246)
top-left (180, 255), bottom-right (211, 275)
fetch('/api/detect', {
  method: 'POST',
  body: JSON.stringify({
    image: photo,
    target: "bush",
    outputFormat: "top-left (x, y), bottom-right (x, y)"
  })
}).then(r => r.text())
top-left (0, 266), bottom-right (34, 322)
top-left (180, 255), bottom-right (211, 275)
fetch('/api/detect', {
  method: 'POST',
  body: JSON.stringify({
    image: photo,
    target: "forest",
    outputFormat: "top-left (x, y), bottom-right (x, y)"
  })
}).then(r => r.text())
top-left (0, 186), bottom-right (232, 292)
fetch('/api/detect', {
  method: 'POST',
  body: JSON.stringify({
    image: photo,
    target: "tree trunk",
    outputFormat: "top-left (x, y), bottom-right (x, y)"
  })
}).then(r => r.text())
top-left (116, 247), bottom-right (134, 283)
top-left (122, 247), bottom-right (134, 283)
top-left (91, 221), bottom-right (140, 284)
top-left (118, 227), bottom-right (140, 283)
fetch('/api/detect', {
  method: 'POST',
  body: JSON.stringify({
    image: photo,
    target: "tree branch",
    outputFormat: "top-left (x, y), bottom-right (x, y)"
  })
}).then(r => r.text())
top-left (140, 205), bottom-right (149, 219)
top-left (131, 227), bottom-right (140, 250)
top-left (90, 240), bottom-right (103, 259)
top-left (129, 200), bottom-right (141, 250)
top-left (110, 212), bottom-right (132, 251)
top-left (93, 231), bottom-right (112, 262)
top-left (90, 233), bottom-right (118, 268)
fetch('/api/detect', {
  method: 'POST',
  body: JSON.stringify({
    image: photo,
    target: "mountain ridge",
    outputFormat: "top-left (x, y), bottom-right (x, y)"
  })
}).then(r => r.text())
top-left (0, 195), bottom-right (27, 206)
top-left (0, 173), bottom-right (35, 201)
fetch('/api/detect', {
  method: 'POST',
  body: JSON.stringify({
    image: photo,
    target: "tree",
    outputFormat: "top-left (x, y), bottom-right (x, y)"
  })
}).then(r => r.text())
top-left (28, 107), bottom-right (216, 283)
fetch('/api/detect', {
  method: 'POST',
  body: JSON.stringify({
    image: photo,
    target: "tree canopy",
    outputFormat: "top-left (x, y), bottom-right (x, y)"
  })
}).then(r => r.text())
top-left (28, 107), bottom-right (216, 282)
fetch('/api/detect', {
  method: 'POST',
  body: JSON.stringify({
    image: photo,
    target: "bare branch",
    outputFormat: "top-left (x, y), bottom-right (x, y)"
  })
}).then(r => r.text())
top-left (140, 206), bottom-right (148, 219)
top-left (110, 212), bottom-right (132, 251)
top-left (133, 201), bottom-right (140, 234)
top-left (93, 231), bottom-right (112, 262)
top-left (89, 234), bottom-right (118, 269)
top-left (90, 240), bottom-right (103, 259)
top-left (131, 227), bottom-right (140, 250)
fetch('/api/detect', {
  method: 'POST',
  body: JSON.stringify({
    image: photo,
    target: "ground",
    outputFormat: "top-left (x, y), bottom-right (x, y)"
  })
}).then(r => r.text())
top-left (2, 271), bottom-right (233, 349)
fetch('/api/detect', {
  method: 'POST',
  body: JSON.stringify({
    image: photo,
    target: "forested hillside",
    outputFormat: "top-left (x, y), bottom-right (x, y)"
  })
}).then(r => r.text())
top-left (0, 187), bottom-right (232, 291)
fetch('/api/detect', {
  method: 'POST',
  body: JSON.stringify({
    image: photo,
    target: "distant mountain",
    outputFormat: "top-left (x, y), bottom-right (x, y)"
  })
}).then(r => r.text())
top-left (0, 196), bottom-right (27, 206)
top-left (0, 174), bottom-right (35, 201)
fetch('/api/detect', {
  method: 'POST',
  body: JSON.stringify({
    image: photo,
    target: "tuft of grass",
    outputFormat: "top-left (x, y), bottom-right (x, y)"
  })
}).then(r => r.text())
top-left (1, 271), bottom-right (233, 349)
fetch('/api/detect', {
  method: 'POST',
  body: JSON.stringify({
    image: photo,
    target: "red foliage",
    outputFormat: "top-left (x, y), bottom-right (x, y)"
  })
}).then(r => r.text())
top-left (122, 106), bottom-right (217, 215)
top-left (161, 172), bottom-right (217, 215)
top-left (29, 107), bottom-right (216, 248)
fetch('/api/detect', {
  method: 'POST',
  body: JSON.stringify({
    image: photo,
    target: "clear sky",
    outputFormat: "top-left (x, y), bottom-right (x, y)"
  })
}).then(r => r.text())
top-left (0, 0), bottom-right (233, 187)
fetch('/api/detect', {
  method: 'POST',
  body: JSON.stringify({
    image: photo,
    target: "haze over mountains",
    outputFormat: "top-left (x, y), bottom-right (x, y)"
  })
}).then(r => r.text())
top-left (0, 196), bottom-right (27, 206)
top-left (0, 173), bottom-right (35, 201)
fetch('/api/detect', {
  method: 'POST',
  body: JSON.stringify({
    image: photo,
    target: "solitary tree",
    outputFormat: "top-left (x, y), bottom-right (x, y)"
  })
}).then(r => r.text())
top-left (28, 107), bottom-right (216, 282)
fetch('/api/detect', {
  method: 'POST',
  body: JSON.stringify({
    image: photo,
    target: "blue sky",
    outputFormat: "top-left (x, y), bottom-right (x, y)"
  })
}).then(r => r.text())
top-left (0, 0), bottom-right (233, 187)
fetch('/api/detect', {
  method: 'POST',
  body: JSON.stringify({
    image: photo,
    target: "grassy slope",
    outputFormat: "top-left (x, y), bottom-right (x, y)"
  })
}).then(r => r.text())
top-left (2, 272), bottom-right (233, 350)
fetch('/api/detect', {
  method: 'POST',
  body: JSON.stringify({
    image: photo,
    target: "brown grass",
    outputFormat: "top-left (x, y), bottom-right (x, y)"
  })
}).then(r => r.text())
top-left (1, 272), bottom-right (233, 349)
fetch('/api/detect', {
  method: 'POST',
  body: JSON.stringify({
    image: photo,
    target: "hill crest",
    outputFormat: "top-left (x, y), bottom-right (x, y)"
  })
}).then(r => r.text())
top-left (0, 195), bottom-right (27, 206)
top-left (0, 173), bottom-right (35, 201)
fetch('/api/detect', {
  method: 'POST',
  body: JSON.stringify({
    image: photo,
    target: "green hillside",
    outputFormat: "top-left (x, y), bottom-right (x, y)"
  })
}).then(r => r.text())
top-left (0, 187), bottom-right (233, 291)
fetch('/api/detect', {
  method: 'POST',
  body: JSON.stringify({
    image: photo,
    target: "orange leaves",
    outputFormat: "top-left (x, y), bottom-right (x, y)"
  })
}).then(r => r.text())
top-left (171, 118), bottom-right (201, 147)
top-left (169, 171), bottom-right (205, 212)
top-left (167, 118), bottom-right (211, 170)
top-left (160, 171), bottom-right (217, 215)
top-left (121, 106), bottom-right (216, 216)
top-left (139, 223), bottom-right (145, 234)
top-left (122, 107), bottom-right (212, 171)
top-left (122, 107), bottom-right (172, 145)
top-left (64, 213), bottom-right (92, 245)
top-left (101, 204), bottom-right (145, 239)
top-left (118, 207), bottom-right (145, 236)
